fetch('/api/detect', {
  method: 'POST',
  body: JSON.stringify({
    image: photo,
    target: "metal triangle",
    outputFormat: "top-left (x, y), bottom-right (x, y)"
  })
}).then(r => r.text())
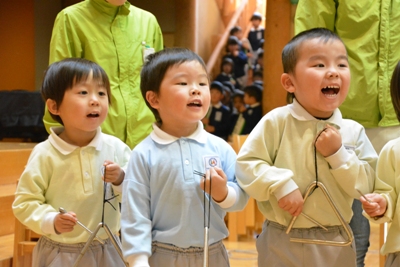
top-left (286, 181), bottom-right (354, 246)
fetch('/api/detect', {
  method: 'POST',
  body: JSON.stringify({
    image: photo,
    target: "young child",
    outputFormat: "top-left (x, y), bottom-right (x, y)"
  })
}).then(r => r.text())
top-left (202, 81), bottom-right (232, 140)
top-left (214, 57), bottom-right (239, 89)
top-left (228, 89), bottom-right (247, 140)
top-left (45, 0), bottom-right (163, 149)
top-left (360, 60), bottom-right (400, 267)
top-left (121, 48), bottom-right (248, 267)
top-left (236, 28), bottom-right (377, 267)
top-left (12, 58), bottom-right (132, 266)
top-left (242, 84), bottom-right (263, 134)
top-left (247, 12), bottom-right (265, 52)
top-left (223, 36), bottom-right (248, 89)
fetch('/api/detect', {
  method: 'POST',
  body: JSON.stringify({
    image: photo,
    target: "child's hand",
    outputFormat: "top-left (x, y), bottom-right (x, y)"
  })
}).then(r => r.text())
top-left (54, 211), bottom-right (77, 234)
top-left (278, 189), bottom-right (304, 216)
top-left (103, 160), bottom-right (125, 186)
top-left (314, 124), bottom-right (342, 157)
top-left (360, 193), bottom-right (387, 218)
top-left (200, 167), bottom-right (228, 203)
top-left (238, 105), bottom-right (247, 113)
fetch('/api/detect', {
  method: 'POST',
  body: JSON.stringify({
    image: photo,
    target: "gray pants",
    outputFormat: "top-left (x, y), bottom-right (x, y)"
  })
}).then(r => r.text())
top-left (149, 240), bottom-right (230, 267)
top-left (32, 235), bottom-right (126, 267)
top-left (257, 220), bottom-right (356, 267)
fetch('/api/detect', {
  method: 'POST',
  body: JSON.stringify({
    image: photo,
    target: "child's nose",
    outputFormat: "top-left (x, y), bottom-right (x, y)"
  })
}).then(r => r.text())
top-left (90, 95), bottom-right (100, 106)
top-left (326, 69), bottom-right (339, 78)
top-left (190, 88), bottom-right (201, 96)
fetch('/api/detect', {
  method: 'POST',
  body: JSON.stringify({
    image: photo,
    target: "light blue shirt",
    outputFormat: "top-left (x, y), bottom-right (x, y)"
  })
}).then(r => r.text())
top-left (121, 121), bottom-right (248, 265)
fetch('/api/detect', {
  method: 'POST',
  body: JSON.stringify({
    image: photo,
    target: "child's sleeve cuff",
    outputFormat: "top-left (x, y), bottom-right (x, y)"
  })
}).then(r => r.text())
top-left (216, 186), bottom-right (237, 209)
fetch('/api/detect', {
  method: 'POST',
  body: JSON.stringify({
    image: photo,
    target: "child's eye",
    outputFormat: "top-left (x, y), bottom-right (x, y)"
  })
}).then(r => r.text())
top-left (99, 91), bottom-right (107, 96)
top-left (338, 63), bottom-right (348, 68)
top-left (79, 91), bottom-right (88, 95)
top-left (199, 83), bottom-right (208, 86)
top-left (177, 82), bottom-right (187, 86)
top-left (314, 64), bottom-right (324, 68)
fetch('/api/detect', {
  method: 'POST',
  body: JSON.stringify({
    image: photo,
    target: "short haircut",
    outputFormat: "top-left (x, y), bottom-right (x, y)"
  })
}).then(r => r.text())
top-left (250, 12), bottom-right (262, 21)
top-left (41, 58), bottom-right (111, 125)
top-left (282, 27), bottom-right (345, 74)
top-left (244, 84), bottom-right (263, 102)
top-left (390, 61), bottom-right (400, 122)
top-left (232, 89), bottom-right (244, 100)
top-left (220, 57), bottom-right (234, 73)
top-left (140, 48), bottom-right (209, 124)
top-left (230, 26), bottom-right (242, 36)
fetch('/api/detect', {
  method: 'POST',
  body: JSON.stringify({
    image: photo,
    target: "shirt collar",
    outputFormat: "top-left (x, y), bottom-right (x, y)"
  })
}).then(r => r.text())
top-left (212, 102), bottom-right (222, 108)
top-left (90, 0), bottom-right (130, 17)
top-left (150, 121), bottom-right (208, 145)
top-left (288, 99), bottom-right (342, 127)
top-left (249, 102), bottom-right (260, 108)
top-left (48, 127), bottom-right (103, 155)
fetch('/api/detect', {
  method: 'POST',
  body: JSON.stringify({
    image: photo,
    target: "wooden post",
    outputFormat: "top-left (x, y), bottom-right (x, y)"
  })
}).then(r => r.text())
top-left (263, 0), bottom-right (293, 114)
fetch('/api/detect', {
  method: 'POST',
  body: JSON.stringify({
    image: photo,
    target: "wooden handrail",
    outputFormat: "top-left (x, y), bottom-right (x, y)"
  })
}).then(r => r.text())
top-left (206, 0), bottom-right (252, 75)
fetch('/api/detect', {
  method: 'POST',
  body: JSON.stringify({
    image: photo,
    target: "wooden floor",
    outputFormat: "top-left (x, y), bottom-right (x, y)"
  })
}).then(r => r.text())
top-left (224, 222), bottom-right (380, 267)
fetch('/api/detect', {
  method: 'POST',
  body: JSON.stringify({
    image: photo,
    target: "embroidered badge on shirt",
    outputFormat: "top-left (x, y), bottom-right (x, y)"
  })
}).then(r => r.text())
top-left (203, 155), bottom-right (221, 170)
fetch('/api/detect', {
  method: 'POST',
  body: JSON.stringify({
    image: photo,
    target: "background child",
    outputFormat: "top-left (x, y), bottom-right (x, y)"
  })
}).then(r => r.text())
top-left (12, 58), bottom-right (132, 267)
top-left (247, 12), bottom-right (265, 52)
top-left (228, 89), bottom-right (247, 141)
top-left (214, 57), bottom-right (240, 89)
top-left (202, 81), bottom-right (232, 140)
top-left (236, 28), bottom-right (377, 267)
top-left (242, 84), bottom-right (263, 134)
top-left (223, 36), bottom-right (248, 89)
top-left (360, 60), bottom-right (400, 267)
top-left (121, 48), bottom-right (248, 267)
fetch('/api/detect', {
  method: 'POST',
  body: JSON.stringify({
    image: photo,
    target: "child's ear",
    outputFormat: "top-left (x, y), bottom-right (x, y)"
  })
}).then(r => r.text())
top-left (46, 99), bottom-right (59, 115)
top-left (281, 73), bottom-right (296, 93)
top-left (146, 91), bottom-right (159, 109)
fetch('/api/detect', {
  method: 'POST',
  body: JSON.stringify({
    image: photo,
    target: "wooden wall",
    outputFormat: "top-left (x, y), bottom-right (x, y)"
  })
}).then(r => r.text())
top-left (0, 1), bottom-right (35, 91)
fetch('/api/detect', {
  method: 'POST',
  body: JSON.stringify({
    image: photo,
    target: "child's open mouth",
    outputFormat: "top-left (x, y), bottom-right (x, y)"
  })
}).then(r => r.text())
top-left (188, 100), bottom-right (202, 107)
top-left (87, 112), bottom-right (100, 118)
top-left (321, 85), bottom-right (339, 96)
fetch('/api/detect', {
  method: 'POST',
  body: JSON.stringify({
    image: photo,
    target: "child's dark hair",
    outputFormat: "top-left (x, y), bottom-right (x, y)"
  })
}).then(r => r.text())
top-left (244, 84), bottom-right (263, 102)
top-left (282, 27), bottom-right (345, 74)
top-left (230, 26), bottom-right (242, 36)
top-left (141, 48), bottom-right (209, 124)
top-left (220, 57), bottom-right (235, 73)
top-left (41, 58), bottom-right (111, 125)
top-left (282, 28), bottom-right (345, 103)
top-left (390, 61), bottom-right (400, 122)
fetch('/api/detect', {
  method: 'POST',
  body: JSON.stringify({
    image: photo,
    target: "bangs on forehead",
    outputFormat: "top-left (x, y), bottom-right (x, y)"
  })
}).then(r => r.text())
top-left (73, 66), bottom-right (107, 85)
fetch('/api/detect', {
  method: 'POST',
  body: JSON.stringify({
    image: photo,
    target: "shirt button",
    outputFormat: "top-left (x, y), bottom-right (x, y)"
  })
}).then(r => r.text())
top-left (85, 171), bottom-right (89, 177)
top-left (184, 160), bottom-right (189, 165)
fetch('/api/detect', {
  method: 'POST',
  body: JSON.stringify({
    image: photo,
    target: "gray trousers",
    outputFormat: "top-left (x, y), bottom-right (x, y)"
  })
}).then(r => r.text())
top-left (257, 220), bottom-right (356, 267)
top-left (149, 240), bottom-right (230, 267)
top-left (32, 235), bottom-right (126, 267)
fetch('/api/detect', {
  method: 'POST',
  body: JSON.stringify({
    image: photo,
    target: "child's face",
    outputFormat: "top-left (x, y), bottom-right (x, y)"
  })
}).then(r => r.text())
top-left (244, 93), bottom-right (255, 105)
top-left (281, 38), bottom-right (350, 118)
top-left (228, 44), bottom-right (239, 53)
top-left (233, 96), bottom-right (245, 111)
top-left (210, 89), bottom-right (223, 105)
top-left (49, 71), bottom-right (109, 136)
top-left (222, 63), bottom-right (232, 74)
top-left (251, 19), bottom-right (261, 28)
top-left (148, 61), bottom-right (210, 132)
